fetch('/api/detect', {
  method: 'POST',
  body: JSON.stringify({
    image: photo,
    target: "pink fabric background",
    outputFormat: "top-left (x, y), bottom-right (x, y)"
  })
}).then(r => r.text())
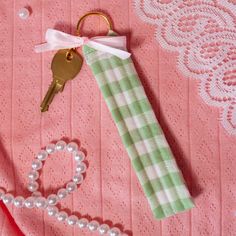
top-left (0, 0), bottom-right (236, 235)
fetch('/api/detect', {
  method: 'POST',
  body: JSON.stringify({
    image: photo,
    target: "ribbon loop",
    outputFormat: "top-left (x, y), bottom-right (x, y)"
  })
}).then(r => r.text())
top-left (34, 29), bottom-right (131, 60)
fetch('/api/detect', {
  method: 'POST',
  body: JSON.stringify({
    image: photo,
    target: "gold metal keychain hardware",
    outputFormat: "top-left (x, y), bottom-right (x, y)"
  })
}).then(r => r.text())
top-left (40, 11), bottom-right (112, 112)
top-left (76, 11), bottom-right (113, 36)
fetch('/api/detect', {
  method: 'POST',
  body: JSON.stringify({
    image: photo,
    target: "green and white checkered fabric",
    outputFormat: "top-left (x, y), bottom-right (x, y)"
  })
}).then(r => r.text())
top-left (83, 35), bottom-right (194, 219)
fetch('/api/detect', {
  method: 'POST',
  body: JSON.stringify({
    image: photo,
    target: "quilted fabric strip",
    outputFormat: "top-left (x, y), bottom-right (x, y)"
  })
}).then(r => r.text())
top-left (83, 42), bottom-right (194, 219)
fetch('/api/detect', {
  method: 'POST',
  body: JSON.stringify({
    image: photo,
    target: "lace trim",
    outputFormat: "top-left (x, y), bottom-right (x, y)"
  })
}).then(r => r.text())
top-left (134, 0), bottom-right (236, 135)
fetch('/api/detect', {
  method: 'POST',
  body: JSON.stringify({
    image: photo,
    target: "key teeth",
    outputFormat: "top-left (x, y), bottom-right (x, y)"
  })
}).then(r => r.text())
top-left (41, 106), bottom-right (49, 112)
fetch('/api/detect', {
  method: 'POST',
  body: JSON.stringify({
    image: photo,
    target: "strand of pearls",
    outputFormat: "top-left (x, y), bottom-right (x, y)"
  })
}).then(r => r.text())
top-left (0, 140), bottom-right (126, 236)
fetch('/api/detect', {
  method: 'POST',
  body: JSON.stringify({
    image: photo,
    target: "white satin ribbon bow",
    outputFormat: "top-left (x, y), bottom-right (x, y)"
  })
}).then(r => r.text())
top-left (34, 28), bottom-right (131, 60)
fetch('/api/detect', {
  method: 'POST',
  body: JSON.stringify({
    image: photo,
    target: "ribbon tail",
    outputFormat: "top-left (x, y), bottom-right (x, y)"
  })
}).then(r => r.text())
top-left (34, 42), bottom-right (82, 53)
top-left (34, 43), bottom-right (55, 53)
top-left (34, 28), bottom-right (86, 53)
top-left (86, 40), bottom-right (131, 60)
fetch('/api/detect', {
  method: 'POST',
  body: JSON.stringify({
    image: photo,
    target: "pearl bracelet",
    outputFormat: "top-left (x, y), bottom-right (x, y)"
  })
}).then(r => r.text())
top-left (0, 140), bottom-right (127, 236)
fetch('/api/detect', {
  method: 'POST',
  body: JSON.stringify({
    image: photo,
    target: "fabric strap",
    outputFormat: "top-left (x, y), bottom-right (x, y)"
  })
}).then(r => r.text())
top-left (82, 32), bottom-right (194, 219)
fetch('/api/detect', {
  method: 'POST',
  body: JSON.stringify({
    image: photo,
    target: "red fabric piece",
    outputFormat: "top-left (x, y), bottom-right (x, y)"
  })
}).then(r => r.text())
top-left (0, 202), bottom-right (24, 236)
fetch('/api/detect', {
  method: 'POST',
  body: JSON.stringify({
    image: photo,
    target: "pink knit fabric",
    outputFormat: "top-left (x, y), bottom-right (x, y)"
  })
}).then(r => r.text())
top-left (0, 0), bottom-right (235, 235)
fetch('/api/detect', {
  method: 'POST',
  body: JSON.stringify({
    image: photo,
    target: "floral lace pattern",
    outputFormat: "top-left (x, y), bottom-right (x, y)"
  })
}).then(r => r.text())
top-left (134, 0), bottom-right (236, 135)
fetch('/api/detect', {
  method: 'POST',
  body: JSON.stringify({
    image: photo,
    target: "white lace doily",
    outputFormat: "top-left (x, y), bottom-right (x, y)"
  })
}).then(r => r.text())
top-left (134, 0), bottom-right (236, 135)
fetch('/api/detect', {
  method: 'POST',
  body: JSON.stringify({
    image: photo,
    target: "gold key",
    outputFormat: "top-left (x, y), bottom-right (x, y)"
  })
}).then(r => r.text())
top-left (41, 49), bottom-right (83, 112)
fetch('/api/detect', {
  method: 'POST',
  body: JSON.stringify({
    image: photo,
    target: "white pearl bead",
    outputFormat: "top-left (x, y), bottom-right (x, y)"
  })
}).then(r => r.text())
top-left (13, 196), bottom-right (25, 208)
top-left (67, 215), bottom-right (78, 226)
top-left (0, 189), bottom-right (5, 200)
top-left (88, 220), bottom-right (99, 231)
top-left (28, 170), bottom-right (39, 181)
top-left (2, 193), bottom-right (14, 204)
top-left (55, 140), bottom-right (66, 151)
top-left (109, 227), bottom-right (121, 236)
top-left (73, 151), bottom-right (85, 162)
top-left (66, 142), bottom-right (78, 153)
top-left (47, 194), bottom-right (58, 205)
top-left (46, 144), bottom-right (56, 154)
top-left (72, 174), bottom-right (83, 184)
top-left (77, 218), bottom-right (89, 228)
top-left (66, 182), bottom-right (77, 193)
top-left (37, 150), bottom-right (48, 161)
top-left (28, 181), bottom-right (39, 192)
top-left (76, 162), bottom-right (87, 173)
top-left (98, 224), bottom-right (110, 235)
top-left (24, 197), bottom-right (35, 208)
top-left (32, 191), bottom-right (42, 197)
top-left (32, 159), bottom-right (43, 170)
top-left (35, 197), bottom-right (47, 208)
top-left (57, 188), bottom-right (67, 199)
top-left (47, 206), bottom-right (58, 216)
top-left (57, 211), bottom-right (68, 222)
top-left (18, 8), bottom-right (30, 20)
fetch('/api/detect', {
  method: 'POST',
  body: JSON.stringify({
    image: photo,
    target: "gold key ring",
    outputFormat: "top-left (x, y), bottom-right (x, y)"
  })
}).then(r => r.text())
top-left (76, 11), bottom-right (113, 36)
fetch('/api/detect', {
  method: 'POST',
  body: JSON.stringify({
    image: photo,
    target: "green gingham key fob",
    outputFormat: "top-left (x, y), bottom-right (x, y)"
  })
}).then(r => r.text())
top-left (81, 12), bottom-right (194, 219)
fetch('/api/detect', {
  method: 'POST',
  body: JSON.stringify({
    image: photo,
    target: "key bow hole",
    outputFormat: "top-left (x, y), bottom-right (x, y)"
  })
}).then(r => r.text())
top-left (66, 51), bottom-right (74, 61)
